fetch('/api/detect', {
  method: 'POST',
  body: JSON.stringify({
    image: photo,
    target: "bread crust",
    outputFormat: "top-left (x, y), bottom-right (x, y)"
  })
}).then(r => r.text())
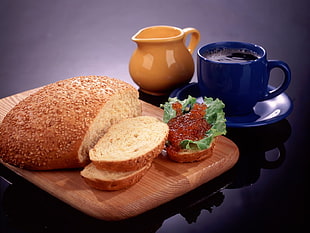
top-left (0, 76), bottom-right (141, 170)
top-left (166, 138), bottom-right (217, 163)
top-left (81, 162), bottom-right (152, 191)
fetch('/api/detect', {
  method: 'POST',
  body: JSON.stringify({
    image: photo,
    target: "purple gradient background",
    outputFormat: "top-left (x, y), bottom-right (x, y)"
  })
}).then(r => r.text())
top-left (0, 1), bottom-right (309, 233)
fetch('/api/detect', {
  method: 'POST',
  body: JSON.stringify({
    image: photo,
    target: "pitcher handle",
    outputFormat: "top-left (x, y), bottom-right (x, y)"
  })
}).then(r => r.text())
top-left (182, 28), bottom-right (200, 55)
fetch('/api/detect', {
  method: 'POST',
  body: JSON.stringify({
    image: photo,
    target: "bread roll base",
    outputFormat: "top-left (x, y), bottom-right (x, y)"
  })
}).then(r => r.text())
top-left (166, 138), bottom-right (217, 163)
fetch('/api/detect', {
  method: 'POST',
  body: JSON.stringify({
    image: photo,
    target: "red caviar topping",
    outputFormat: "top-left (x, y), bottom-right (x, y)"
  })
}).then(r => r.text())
top-left (167, 103), bottom-right (211, 151)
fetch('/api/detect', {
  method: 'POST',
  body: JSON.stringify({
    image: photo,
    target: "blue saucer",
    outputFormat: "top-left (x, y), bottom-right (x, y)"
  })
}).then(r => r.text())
top-left (170, 82), bottom-right (293, 128)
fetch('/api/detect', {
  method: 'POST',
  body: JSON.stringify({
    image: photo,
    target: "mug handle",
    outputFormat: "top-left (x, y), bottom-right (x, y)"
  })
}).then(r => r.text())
top-left (262, 60), bottom-right (291, 100)
top-left (182, 28), bottom-right (200, 55)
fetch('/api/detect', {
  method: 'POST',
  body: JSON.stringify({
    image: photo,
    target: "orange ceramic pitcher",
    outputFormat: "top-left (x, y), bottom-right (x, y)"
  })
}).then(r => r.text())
top-left (129, 25), bottom-right (200, 95)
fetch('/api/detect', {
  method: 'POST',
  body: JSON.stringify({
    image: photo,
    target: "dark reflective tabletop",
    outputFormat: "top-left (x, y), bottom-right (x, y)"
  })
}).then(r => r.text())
top-left (0, 0), bottom-right (309, 232)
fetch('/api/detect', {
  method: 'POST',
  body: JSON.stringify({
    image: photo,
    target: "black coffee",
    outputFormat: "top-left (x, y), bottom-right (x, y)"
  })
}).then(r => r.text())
top-left (204, 48), bottom-right (260, 63)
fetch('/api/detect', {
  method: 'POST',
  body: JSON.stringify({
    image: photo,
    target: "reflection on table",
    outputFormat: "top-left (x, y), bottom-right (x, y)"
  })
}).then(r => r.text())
top-left (0, 119), bottom-right (291, 233)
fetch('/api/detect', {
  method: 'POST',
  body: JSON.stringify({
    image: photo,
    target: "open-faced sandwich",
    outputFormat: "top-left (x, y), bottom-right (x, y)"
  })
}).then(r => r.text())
top-left (161, 95), bottom-right (226, 163)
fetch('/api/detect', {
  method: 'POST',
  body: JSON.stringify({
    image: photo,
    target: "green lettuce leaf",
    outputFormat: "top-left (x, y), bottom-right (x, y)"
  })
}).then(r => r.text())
top-left (161, 95), bottom-right (226, 150)
top-left (161, 96), bottom-right (197, 123)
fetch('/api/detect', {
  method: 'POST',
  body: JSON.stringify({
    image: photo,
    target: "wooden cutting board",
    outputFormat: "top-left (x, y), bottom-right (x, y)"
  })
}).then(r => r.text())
top-left (0, 88), bottom-right (239, 221)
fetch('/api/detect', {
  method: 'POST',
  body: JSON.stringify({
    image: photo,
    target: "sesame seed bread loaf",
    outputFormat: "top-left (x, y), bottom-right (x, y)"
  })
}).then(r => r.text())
top-left (81, 162), bottom-right (152, 191)
top-left (0, 76), bottom-right (142, 170)
top-left (89, 116), bottom-right (169, 172)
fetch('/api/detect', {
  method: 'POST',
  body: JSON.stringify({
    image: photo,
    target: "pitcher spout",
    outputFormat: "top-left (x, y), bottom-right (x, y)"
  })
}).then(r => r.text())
top-left (131, 25), bottom-right (184, 43)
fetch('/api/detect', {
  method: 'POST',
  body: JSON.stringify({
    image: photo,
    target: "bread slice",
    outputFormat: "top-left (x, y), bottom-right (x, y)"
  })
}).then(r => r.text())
top-left (89, 116), bottom-right (169, 172)
top-left (166, 138), bottom-right (217, 163)
top-left (0, 76), bottom-right (141, 170)
top-left (81, 162), bottom-right (152, 191)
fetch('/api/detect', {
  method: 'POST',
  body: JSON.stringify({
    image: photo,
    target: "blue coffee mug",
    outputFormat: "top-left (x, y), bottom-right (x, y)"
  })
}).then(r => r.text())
top-left (197, 41), bottom-right (291, 116)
